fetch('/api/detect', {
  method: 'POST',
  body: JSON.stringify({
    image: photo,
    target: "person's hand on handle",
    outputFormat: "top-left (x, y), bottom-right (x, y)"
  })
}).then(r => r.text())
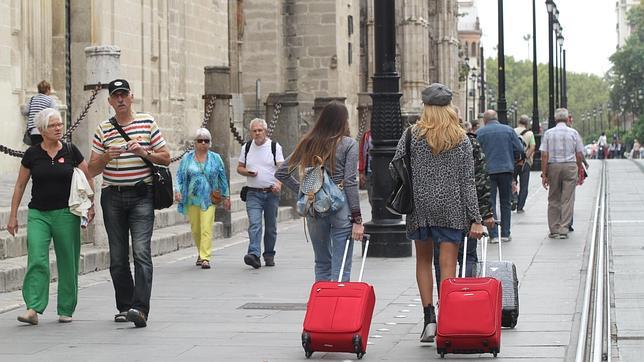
top-left (352, 223), bottom-right (364, 242)
top-left (468, 222), bottom-right (485, 239)
top-left (483, 216), bottom-right (495, 229)
top-left (174, 191), bottom-right (182, 203)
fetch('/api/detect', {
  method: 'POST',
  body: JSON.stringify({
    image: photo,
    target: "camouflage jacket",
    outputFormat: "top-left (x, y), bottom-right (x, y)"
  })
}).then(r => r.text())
top-left (468, 132), bottom-right (494, 220)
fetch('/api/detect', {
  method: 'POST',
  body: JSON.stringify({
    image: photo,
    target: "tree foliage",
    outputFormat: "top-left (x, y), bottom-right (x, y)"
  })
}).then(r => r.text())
top-left (484, 56), bottom-right (609, 142)
top-left (608, 0), bottom-right (644, 146)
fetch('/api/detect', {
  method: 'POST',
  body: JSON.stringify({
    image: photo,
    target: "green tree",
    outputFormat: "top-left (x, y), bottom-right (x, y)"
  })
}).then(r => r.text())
top-left (484, 56), bottom-right (609, 143)
top-left (609, 0), bottom-right (644, 146)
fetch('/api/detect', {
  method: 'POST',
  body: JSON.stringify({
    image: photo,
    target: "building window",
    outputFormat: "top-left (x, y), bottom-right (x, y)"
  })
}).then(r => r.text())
top-left (471, 42), bottom-right (477, 58)
top-left (348, 42), bottom-right (353, 65)
top-left (348, 15), bottom-right (354, 36)
top-left (464, 42), bottom-right (470, 57)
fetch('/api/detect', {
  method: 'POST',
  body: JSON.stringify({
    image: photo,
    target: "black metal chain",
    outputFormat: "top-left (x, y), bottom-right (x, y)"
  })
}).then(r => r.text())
top-left (229, 100), bottom-right (245, 146)
top-left (266, 103), bottom-right (281, 138)
top-left (64, 86), bottom-right (100, 142)
top-left (170, 96), bottom-right (218, 163)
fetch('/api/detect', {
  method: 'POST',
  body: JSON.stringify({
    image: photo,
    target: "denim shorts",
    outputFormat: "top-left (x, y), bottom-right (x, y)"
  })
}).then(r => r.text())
top-left (408, 225), bottom-right (464, 244)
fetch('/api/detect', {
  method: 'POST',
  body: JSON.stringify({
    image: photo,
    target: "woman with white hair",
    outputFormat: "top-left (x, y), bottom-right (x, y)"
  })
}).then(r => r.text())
top-left (7, 108), bottom-right (94, 325)
top-left (175, 128), bottom-right (231, 269)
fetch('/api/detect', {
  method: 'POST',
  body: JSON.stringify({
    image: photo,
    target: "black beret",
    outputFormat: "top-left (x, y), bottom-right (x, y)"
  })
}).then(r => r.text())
top-left (421, 83), bottom-right (453, 106)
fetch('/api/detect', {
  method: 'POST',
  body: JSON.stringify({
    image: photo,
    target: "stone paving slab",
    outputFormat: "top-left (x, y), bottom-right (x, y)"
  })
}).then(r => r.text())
top-left (1, 162), bottom-right (641, 361)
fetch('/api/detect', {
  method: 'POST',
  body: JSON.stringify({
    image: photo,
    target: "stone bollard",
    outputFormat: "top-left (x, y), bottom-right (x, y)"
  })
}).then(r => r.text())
top-left (204, 66), bottom-right (234, 237)
top-left (83, 45), bottom-right (121, 247)
top-left (266, 92), bottom-right (299, 207)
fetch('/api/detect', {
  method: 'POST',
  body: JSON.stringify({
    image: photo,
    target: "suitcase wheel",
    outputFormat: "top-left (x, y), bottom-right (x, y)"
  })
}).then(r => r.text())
top-left (352, 335), bottom-right (365, 359)
top-left (437, 348), bottom-right (445, 358)
top-left (302, 332), bottom-right (313, 358)
top-left (357, 352), bottom-right (364, 359)
top-left (493, 349), bottom-right (498, 358)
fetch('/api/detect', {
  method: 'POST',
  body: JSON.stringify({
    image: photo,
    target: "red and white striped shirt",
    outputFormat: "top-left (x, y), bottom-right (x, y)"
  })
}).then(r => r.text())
top-left (92, 113), bottom-right (167, 187)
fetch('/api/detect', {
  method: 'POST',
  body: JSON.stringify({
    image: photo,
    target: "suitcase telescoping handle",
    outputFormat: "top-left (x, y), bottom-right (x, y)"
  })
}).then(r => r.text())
top-left (461, 231), bottom-right (489, 278)
top-left (496, 221), bottom-right (503, 261)
top-left (337, 234), bottom-right (371, 283)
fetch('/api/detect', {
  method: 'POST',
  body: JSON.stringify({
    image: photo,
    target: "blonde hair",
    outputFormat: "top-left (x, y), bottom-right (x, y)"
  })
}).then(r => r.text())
top-left (416, 104), bottom-right (465, 154)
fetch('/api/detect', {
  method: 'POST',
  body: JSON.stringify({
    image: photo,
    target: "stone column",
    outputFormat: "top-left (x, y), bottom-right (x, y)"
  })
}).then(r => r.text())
top-left (83, 45), bottom-right (121, 247)
top-left (266, 92), bottom-right (299, 206)
top-left (313, 97), bottom-right (347, 124)
top-left (205, 66), bottom-right (234, 237)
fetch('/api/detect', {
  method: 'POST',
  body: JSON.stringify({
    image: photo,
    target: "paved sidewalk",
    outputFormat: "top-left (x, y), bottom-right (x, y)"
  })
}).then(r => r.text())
top-left (0, 168), bottom-right (600, 361)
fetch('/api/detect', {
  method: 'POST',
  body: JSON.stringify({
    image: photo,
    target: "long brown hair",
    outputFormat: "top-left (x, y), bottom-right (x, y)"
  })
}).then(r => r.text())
top-left (288, 102), bottom-right (350, 174)
top-left (416, 104), bottom-right (465, 154)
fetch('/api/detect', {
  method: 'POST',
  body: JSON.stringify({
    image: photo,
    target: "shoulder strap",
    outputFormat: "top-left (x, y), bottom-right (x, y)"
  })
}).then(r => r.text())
top-left (520, 129), bottom-right (530, 136)
top-left (243, 140), bottom-right (252, 165)
top-left (405, 126), bottom-right (413, 180)
top-left (110, 117), bottom-right (155, 170)
top-left (271, 141), bottom-right (277, 165)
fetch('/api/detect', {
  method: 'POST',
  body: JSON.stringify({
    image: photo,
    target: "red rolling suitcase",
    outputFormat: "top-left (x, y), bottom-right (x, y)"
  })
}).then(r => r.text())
top-left (301, 236), bottom-right (375, 359)
top-left (436, 234), bottom-right (502, 358)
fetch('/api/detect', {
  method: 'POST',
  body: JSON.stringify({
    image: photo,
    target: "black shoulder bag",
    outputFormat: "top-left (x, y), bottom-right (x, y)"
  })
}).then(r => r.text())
top-left (109, 118), bottom-right (173, 210)
top-left (386, 126), bottom-right (414, 215)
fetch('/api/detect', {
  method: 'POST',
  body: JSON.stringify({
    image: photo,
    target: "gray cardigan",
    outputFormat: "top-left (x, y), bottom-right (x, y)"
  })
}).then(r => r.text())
top-left (393, 128), bottom-right (481, 235)
top-left (275, 137), bottom-right (361, 217)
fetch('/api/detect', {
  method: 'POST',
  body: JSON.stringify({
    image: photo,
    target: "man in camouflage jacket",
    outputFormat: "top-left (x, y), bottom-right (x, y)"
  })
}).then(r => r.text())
top-left (434, 126), bottom-right (495, 289)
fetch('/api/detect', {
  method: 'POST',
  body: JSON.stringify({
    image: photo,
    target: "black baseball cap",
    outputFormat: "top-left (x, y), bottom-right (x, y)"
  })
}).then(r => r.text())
top-left (108, 79), bottom-right (130, 95)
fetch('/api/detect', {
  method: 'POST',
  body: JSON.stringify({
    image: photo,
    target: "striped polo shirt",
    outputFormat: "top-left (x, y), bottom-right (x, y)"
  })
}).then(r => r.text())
top-left (92, 113), bottom-right (167, 187)
top-left (27, 93), bottom-right (57, 135)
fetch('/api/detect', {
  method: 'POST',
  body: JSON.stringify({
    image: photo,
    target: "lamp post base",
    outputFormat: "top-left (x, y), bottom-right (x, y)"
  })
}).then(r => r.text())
top-left (363, 220), bottom-right (411, 257)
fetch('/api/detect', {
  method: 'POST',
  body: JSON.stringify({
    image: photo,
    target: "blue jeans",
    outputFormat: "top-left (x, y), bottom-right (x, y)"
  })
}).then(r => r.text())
top-left (489, 173), bottom-right (513, 238)
top-left (306, 201), bottom-right (353, 282)
top-left (246, 191), bottom-right (280, 258)
top-left (514, 163), bottom-right (531, 211)
top-left (101, 186), bottom-right (155, 315)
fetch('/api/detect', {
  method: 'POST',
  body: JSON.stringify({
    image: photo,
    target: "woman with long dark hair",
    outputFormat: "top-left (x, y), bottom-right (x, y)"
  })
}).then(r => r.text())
top-left (275, 102), bottom-right (363, 282)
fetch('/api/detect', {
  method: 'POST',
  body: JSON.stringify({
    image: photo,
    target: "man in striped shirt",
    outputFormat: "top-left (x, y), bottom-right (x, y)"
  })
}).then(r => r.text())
top-left (539, 108), bottom-right (584, 239)
top-left (25, 80), bottom-right (57, 145)
top-left (88, 79), bottom-right (170, 328)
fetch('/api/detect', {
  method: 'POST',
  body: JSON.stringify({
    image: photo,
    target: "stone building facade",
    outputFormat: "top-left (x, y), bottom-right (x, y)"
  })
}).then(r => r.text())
top-left (0, 0), bottom-right (229, 172)
top-left (1, 0), bottom-right (463, 174)
top-left (458, 0), bottom-right (482, 121)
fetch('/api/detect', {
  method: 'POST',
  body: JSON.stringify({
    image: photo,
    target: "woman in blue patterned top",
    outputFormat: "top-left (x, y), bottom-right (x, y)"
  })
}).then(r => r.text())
top-left (175, 128), bottom-right (230, 269)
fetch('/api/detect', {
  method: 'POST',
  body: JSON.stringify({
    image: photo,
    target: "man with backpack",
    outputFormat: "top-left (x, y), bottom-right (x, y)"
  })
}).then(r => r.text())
top-left (237, 118), bottom-right (284, 269)
top-left (513, 115), bottom-right (536, 213)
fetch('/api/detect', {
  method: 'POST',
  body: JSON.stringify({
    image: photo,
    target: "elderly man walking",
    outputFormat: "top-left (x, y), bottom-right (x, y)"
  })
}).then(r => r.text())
top-left (476, 110), bottom-right (525, 243)
top-left (540, 108), bottom-right (584, 239)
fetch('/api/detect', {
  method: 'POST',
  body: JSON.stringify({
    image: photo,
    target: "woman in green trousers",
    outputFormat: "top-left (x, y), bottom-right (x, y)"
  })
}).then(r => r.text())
top-left (7, 108), bottom-right (94, 325)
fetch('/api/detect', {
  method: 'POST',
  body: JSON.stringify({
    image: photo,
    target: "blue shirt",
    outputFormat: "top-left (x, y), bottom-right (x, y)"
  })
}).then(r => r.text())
top-left (476, 120), bottom-right (525, 174)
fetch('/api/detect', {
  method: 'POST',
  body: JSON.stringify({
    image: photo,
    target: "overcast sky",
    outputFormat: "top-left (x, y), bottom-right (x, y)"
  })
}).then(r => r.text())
top-left (476, 0), bottom-right (617, 77)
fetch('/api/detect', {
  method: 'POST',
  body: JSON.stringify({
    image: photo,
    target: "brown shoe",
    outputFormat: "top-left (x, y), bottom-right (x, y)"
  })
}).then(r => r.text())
top-left (17, 309), bottom-right (38, 325)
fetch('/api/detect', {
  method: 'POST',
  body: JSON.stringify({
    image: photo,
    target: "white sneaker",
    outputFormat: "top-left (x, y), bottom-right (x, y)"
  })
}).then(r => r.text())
top-left (501, 236), bottom-right (512, 242)
top-left (489, 237), bottom-right (499, 244)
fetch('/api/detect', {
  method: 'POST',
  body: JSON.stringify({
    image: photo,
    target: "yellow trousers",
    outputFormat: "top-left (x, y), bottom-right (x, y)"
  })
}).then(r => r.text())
top-left (188, 205), bottom-right (215, 261)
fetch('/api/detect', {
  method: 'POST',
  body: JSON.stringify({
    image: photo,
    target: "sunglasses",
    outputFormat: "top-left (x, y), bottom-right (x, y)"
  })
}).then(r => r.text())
top-left (196, 139), bottom-right (210, 144)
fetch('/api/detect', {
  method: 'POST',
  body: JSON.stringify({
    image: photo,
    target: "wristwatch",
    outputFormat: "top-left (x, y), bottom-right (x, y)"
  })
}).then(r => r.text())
top-left (350, 216), bottom-right (363, 224)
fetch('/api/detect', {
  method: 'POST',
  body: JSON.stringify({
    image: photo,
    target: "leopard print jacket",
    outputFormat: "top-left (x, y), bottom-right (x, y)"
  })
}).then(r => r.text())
top-left (393, 127), bottom-right (482, 235)
top-left (468, 132), bottom-right (494, 220)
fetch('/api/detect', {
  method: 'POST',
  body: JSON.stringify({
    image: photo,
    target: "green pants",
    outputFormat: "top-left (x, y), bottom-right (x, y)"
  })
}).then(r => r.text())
top-left (23, 208), bottom-right (80, 316)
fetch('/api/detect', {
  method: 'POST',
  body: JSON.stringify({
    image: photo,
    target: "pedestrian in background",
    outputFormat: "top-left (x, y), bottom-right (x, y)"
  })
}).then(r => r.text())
top-left (175, 128), bottom-right (231, 270)
top-left (23, 80), bottom-right (57, 145)
top-left (632, 139), bottom-right (640, 159)
top-left (8, 108), bottom-right (94, 325)
top-left (393, 83), bottom-right (484, 343)
top-left (237, 118), bottom-right (284, 269)
top-left (275, 102), bottom-right (364, 282)
top-left (88, 79), bottom-right (171, 328)
top-left (540, 108), bottom-right (584, 239)
top-left (476, 110), bottom-right (525, 243)
top-left (513, 115), bottom-right (536, 213)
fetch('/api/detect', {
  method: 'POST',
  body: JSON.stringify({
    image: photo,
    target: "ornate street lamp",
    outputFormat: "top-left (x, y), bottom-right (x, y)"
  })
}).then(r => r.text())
top-left (562, 49), bottom-right (568, 108)
top-left (530, 0), bottom-right (542, 171)
top-left (464, 57), bottom-right (470, 122)
top-left (546, 0), bottom-right (556, 129)
top-left (497, 0), bottom-right (508, 124)
top-left (364, 0), bottom-right (411, 257)
top-left (479, 47), bottom-right (486, 114)
top-left (557, 32), bottom-right (564, 108)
